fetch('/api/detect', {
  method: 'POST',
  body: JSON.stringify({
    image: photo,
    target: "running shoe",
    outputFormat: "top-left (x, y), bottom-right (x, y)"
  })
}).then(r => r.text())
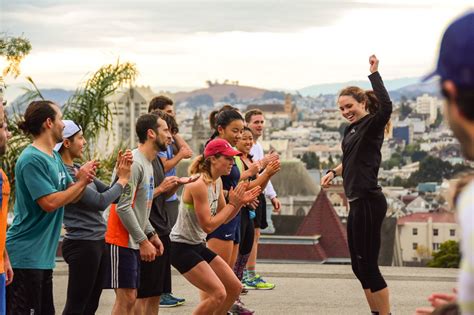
top-left (229, 298), bottom-right (254, 314)
top-left (168, 293), bottom-right (185, 304)
top-left (160, 293), bottom-right (184, 308)
top-left (243, 274), bottom-right (275, 290)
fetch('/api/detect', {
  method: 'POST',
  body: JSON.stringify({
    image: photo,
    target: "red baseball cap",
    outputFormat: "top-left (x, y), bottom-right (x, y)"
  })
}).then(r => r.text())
top-left (204, 138), bottom-right (242, 158)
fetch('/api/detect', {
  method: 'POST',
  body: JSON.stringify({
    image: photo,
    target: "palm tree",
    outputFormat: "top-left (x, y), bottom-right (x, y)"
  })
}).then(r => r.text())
top-left (0, 34), bottom-right (32, 78)
top-left (62, 60), bottom-right (138, 153)
top-left (4, 60), bottom-right (138, 205)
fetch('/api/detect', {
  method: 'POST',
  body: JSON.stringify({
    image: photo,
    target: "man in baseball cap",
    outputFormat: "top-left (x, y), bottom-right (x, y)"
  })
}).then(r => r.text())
top-left (54, 120), bottom-right (82, 152)
top-left (421, 10), bottom-right (474, 315)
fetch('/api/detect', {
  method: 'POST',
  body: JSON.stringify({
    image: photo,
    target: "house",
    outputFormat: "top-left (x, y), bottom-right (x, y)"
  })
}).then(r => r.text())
top-left (258, 190), bottom-right (350, 263)
top-left (397, 210), bottom-right (459, 265)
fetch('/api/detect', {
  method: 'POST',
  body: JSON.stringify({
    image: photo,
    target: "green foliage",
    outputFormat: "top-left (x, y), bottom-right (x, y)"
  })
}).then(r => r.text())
top-left (430, 108), bottom-right (443, 129)
top-left (408, 156), bottom-right (471, 184)
top-left (0, 34), bottom-right (32, 77)
top-left (382, 152), bottom-right (403, 170)
top-left (63, 61), bottom-right (138, 154)
top-left (301, 152), bottom-right (320, 169)
top-left (399, 102), bottom-right (413, 120)
top-left (427, 240), bottom-right (461, 268)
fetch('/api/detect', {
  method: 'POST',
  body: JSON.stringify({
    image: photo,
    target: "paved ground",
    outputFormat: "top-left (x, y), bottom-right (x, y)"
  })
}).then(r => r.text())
top-left (53, 262), bottom-right (458, 314)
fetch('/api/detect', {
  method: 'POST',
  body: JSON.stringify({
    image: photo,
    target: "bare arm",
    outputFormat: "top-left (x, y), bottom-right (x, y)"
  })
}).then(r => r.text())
top-left (37, 181), bottom-right (88, 212)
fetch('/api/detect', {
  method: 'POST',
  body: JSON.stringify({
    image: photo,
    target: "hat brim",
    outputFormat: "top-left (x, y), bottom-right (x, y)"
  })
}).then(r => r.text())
top-left (221, 148), bottom-right (242, 157)
top-left (54, 142), bottom-right (64, 152)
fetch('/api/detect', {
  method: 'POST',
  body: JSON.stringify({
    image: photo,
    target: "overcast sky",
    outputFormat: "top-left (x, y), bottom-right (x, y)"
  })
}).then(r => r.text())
top-left (2, 0), bottom-right (473, 91)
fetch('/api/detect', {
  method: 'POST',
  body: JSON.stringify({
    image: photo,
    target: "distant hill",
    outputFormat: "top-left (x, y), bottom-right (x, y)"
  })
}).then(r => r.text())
top-left (299, 77), bottom-right (425, 96)
top-left (7, 89), bottom-right (74, 115)
top-left (172, 83), bottom-right (269, 104)
top-left (299, 77), bottom-right (440, 101)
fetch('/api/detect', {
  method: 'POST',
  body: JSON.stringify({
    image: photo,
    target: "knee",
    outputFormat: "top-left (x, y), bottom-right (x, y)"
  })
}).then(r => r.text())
top-left (228, 279), bottom-right (243, 299)
top-left (210, 288), bottom-right (227, 307)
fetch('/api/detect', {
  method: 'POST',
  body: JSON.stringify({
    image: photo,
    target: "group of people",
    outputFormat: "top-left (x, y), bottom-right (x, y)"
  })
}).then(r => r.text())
top-left (0, 10), bottom-right (472, 315)
top-left (0, 86), bottom-right (282, 315)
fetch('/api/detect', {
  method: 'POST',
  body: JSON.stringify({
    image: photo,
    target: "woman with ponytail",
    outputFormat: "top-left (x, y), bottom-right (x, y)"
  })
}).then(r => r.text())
top-left (321, 55), bottom-right (392, 315)
top-left (170, 139), bottom-right (261, 314)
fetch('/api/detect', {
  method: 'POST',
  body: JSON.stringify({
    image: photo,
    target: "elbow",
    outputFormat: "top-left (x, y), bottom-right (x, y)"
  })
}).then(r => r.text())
top-left (202, 225), bottom-right (213, 234)
top-left (40, 202), bottom-right (57, 213)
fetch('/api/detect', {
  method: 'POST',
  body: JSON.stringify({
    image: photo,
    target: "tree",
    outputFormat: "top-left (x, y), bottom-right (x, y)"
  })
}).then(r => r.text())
top-left (301, 152), bottom-right (320, 169)
top-left (399, 101), bottom-right (413, 120)
top-left (427, 240), bottom-right (461, 268)
top-left (0, 34), bottom-right (32, 78)
top-left (63, 60), bottom-right (138, 150)
top-left (4, 60), bottom-right (138, 206)
top-left (392, 176), bottom-right (404, 186)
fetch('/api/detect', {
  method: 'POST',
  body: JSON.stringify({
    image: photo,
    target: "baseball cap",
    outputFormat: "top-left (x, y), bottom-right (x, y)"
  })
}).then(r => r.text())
top-left (204, 138), bottom-right (242, 158)
top-left (54, 120), bottom-right (82, 152)
top-left (423, 11), bottom-right (474, 88)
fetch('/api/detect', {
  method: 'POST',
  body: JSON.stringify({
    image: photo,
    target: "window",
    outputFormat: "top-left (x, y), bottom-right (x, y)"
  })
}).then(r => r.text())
top-left (413, 243), bottom-right (418, 250)
top-left (433, 229), bottom-right (439, 236)
top-left (433, 243), bottom-right (440, 251)
top-left (412, 228), bottom-right (418, 235)
top-left (450, 229), bottom-right (455, 237)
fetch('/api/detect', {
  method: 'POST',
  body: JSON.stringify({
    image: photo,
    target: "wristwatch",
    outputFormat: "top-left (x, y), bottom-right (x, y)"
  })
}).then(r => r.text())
top-left (326, 169), bottom-right (337, 178)
top-left (146, 230), bottom-right (157, 239)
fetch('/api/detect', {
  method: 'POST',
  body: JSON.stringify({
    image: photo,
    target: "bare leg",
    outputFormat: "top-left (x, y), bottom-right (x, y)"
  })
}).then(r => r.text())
top-left (134, 296), bottom-right (160, 315)
top-left (364, 289), bottom-right (378, 312)
top-left (246, 228), bottom-right (260, 276)
top-left (112, 288), bottom-right (136, 315)
top-left (208, 256), bottom-right (243, 315)
top-left (181, 261), bottom-right (227, 315)
top-left (371, 287), bottom-right (390, 315)
top-left (230, 243), bottom-right (239, 269)
top-left (207, 238), bottom-right (234, 265)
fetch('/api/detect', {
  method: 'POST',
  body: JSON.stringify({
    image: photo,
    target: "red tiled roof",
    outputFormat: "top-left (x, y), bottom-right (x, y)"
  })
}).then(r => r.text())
top-left (296, 190), bottom-right (349, 258)
top-left (397, 210), bottom-right (456, 225)
top-left (258, 243), bottom-right (328, 261)
top-left (400, 195), bottom-right (417, 205)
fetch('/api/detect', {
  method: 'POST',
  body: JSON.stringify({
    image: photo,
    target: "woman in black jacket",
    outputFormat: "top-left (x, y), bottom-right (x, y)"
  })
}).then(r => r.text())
top-left (321, 55), bottom-right (392, 315)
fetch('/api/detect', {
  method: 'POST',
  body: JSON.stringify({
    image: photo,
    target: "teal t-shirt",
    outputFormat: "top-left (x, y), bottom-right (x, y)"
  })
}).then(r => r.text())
top-left (6, 145), bottom-right (73, 269)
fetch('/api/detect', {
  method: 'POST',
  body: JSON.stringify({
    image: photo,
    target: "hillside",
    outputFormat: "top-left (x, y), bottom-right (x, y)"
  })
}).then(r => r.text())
top-left (172, 83), bottom-right (269, 103)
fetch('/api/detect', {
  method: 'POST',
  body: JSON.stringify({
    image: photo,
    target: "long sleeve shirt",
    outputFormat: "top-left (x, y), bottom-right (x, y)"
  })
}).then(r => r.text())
top-left (341, 71), bottom-right (393, 200)
top-left (63, 164), bottom-right (124, 240)
top-left (105, 149), bottom-right (155, 250)
top-left (250, 142), bottom-right (277, 199)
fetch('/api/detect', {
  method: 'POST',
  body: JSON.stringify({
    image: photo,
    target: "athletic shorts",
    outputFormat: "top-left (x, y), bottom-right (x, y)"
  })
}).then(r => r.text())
top-left (137, 235), bottom-right (172, 298)
top-left (207, 212), bottom-right (241, 243)
top-left (170, 241), bottom-right (217, 274)
top-left (254, 193), bottom-right (268, 229)
top-left (104, 244), bottom-right (140, 289)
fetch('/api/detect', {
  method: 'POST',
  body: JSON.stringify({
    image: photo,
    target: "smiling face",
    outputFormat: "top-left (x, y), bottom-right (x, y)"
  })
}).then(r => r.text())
top-left (236, 129), bottom-right (253, 155)
top-left (338, 86), bottom-right (369, 123)
top-left (247, 114), bottom-right (265, 139)
top-left (63, 131), bottom-right (86, 159)
top-left (218, 119), bottom-right (244, 146)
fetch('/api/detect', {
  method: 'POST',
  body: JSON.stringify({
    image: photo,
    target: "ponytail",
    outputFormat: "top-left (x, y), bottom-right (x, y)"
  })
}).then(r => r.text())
top-left (188, 154), bottom-right (213, 184)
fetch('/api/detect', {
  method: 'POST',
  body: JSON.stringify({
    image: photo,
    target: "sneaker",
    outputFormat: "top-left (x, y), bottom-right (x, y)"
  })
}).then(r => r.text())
top-left (229, 298), bottom-right (254, 314)
top-left (160, 293), bottom-right (183, 308)
top-left (168, 293), bottom-right (185, 304)
top-left (243, 274), bottom-right (275, 290)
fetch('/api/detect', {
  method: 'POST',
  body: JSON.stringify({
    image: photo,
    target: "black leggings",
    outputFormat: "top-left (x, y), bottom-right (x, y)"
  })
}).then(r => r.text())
top-left (62, 238), bottom-right (108, 315)
top-left (347, 192), bottom-right (387, 292)
top-left (239, 208), bottom-right (255, 255)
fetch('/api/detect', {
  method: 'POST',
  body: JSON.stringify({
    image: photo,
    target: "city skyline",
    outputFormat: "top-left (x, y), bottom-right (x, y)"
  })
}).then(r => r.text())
top-left (2, 0), bottom-right (473, 92)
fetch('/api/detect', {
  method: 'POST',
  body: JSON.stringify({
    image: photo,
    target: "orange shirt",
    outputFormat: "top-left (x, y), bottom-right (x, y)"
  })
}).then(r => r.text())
top-left (0, 170), bottom-right (10, 273)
